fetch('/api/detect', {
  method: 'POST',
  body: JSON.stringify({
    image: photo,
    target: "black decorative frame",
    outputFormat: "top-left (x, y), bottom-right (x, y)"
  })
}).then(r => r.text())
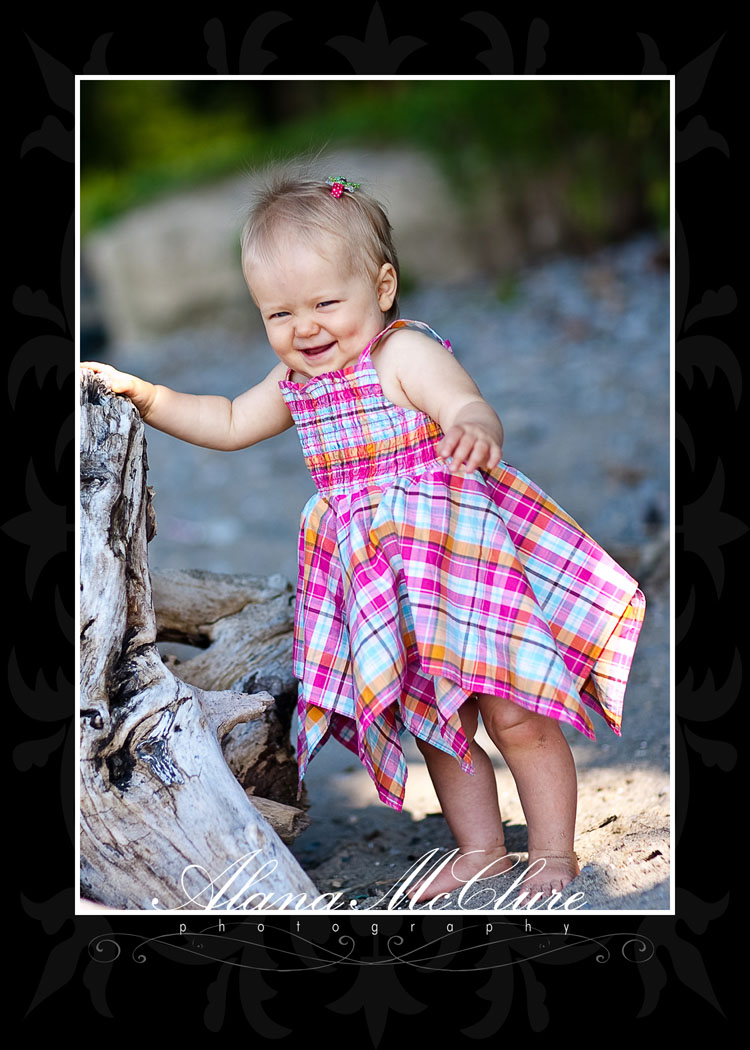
top-left (11, 10), bottom-right (739, 1036)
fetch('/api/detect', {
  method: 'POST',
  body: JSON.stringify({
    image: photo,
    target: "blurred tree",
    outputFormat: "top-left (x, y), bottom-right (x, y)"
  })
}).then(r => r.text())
top-left (81, 79), bottom-right (668, 237)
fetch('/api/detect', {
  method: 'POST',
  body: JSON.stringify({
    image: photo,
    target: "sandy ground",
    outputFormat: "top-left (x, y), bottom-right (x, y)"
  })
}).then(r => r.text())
top-left (106, 230), bottom-right (671, 913)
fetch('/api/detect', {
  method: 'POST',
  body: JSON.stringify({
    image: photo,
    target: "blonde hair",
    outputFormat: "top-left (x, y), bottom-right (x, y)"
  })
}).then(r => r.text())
top-left (240, 167), bottom-right (401, 324)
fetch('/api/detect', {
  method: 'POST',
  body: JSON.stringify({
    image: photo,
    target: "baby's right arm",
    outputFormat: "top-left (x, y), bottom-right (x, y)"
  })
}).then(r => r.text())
top-left (80, 360), bottom-right (294, 451)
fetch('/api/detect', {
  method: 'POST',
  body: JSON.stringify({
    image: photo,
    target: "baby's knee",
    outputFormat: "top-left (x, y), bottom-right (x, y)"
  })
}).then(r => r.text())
top-left (478, 694), bottom-right (557, 746)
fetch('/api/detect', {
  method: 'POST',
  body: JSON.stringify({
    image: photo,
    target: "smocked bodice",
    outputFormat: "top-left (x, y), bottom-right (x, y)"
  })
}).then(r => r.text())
top-left (278, 320), bottom-right (448, 496)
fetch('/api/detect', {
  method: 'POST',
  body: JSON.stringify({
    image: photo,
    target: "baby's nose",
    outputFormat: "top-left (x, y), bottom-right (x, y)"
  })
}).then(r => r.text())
top-left (295, 314), bottom-right (320, 337)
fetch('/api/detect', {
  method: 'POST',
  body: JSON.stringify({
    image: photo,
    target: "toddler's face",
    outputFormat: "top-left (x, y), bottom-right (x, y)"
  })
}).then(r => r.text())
top-left (245, 234), bottom-right (397, 381)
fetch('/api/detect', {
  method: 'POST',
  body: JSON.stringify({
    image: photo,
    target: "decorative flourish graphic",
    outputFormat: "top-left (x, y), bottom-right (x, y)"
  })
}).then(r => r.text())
top-left (634, 911), bottom-right (727, 1018)
top-left (87, 920), bottom-right (654, 972)
top-left (204, 14), bottom-right (292, 72)
top-left (326, 4), bottom-right (425, 72)
top-left (677, 648), bottom-right (740, 728)
top-left (681, 462), bottom-right (745, 595)
top-left (386, 928), bottom-right (655, 970)
top-left (670, 33), bottom-right (740, 845)
top-left (462, 13), bottom-right (549, 72)
top-left (15, 31), bottom-right (113, 1027)
top-left (4, 463), bottom-right (69, 596)
top-left (679, 326), bottom-right (741, 413)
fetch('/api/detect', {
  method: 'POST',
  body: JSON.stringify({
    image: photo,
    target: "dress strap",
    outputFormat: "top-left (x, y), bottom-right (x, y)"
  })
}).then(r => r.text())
top-left (359, 318), bottom-right (453, 366)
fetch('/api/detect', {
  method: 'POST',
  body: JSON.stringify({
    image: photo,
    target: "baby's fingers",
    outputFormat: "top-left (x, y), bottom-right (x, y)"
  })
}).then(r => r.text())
top-left (80, 361), bottom-right (120, 385)
top-left (437, 426), bottom-right (463, 461)
top-left (468, 440), bottom-right (503, 472)
top-left (463, 438), bottom-right (493, 473)
top-left (438, 426), bottom-right (502, 474)
top-left (80, 361), bottom-right (110, 375)
top-left (80, 361), bottom-right (135, 395)
top-left (440, 431), bottom-right (474, 473)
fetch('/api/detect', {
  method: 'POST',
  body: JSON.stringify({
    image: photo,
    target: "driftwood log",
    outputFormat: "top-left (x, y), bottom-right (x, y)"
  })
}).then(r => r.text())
top-left (79, 372), bottom-right (318, 910)
top-left (152, 567), bottom-right (306, 819)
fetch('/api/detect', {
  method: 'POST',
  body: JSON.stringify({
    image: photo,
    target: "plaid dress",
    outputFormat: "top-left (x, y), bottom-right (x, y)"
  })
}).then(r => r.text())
top-left (279, 319), bottom-right (646, 811)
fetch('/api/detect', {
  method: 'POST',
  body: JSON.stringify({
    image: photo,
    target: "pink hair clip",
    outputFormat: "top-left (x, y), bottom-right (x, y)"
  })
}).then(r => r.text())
top-left (326, 176), bottom-right (360, 198)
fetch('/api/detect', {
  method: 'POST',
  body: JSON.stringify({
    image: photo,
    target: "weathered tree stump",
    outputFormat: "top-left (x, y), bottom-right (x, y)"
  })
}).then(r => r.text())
top-left (79, 372), bottom-right (318, 910)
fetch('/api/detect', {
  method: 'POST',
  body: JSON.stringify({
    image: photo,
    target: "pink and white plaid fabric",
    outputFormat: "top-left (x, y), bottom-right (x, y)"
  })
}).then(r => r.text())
top-left (279, 320), bottom-right (645, 811)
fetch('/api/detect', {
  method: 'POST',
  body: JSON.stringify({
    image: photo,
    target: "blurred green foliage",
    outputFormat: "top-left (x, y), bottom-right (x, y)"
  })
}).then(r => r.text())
top-left (81, 79), bottom-right (669, 238)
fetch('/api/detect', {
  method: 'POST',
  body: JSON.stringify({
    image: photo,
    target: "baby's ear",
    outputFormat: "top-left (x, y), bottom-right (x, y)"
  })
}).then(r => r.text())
top-left (377, 263), bottom-right (398, 311)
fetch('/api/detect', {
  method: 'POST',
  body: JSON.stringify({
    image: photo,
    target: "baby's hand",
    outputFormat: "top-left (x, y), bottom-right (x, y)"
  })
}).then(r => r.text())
top-left (80, 361), bottom-right (155, 418)
top-left (437, 423), bottom-right (503, 475)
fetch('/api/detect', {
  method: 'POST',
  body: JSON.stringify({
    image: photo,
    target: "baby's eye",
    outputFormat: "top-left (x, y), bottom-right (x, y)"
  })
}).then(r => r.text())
top-left (317, 301), bottom-right (337, 308)
top-left (269, 311), bottom-right (289, 319)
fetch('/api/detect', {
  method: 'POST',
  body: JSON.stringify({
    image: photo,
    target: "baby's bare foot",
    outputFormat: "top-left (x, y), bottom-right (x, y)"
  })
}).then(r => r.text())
top-left (522, 850), bottom-right (580, 903)
top-left (406, 846), bottom-right (517, 904)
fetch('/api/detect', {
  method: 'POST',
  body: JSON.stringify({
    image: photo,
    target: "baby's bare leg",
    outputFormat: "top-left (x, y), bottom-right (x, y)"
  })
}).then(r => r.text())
top-left (409, 697), bottom-right (516, 902)
top-left (477, 693), bottom-right (580, 898)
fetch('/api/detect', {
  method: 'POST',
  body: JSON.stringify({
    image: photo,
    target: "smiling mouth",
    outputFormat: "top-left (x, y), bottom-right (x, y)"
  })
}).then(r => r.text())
top-left (298, 342), bottom-right (334, 358)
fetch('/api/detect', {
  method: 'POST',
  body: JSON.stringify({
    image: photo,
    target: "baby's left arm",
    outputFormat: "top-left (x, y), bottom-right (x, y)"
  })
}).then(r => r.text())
top-left (381, 330), bottom-right (504, 474)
